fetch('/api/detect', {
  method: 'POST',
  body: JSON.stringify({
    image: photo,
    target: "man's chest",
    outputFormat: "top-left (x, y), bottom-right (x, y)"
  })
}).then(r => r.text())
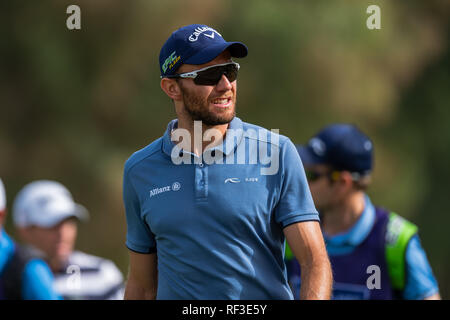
top-left (135, 163), bottom-right (279, 234)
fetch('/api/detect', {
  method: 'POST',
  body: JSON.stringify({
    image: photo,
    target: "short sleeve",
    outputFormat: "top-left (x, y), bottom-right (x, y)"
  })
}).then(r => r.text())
top-left (403, 235), bottom-right (440, 299)
top-left (22, 259), bottom-right (62, 300)
top-left (123, 166), bottom-right (156, 253)
top-left (274, 138), bottom-right (319, 228)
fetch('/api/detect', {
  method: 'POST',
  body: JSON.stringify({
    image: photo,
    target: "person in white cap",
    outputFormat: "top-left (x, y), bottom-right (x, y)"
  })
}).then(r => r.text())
top-left (13, 180), bottom-right (124, 300)
top-left (1, 178), bottom-right (61, 300)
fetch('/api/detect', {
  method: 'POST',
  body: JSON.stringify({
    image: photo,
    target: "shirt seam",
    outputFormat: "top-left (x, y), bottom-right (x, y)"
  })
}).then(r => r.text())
top-left (244, 131), bottom-right (284, 147)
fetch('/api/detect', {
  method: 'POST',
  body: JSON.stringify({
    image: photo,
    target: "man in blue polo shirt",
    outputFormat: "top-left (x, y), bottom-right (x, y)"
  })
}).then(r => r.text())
top-left (123, 24), bottom-right (333, 300)
top-left (286, 124), bottom-right (440, 300)
top-left (0, 178), bottom-right (61, 300)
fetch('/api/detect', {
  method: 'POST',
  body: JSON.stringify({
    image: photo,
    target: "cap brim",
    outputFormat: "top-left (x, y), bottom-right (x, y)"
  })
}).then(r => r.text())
top-left (73, 203), bottom-right (89, 222)
top-left (296, 145), bottom-right (325, 167)
top-left (185, 41), bottom-right (248, 65)
top-left (33, 203), bottom-right (89, 228)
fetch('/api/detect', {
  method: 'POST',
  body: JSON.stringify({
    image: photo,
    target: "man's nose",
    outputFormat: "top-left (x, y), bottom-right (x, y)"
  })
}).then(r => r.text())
top-left (215, 74), bottom-right (232, 91)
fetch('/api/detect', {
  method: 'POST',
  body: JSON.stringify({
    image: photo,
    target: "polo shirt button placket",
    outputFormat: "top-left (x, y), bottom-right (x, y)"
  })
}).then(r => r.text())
top-left (195, 161), bottom-right (208, 200)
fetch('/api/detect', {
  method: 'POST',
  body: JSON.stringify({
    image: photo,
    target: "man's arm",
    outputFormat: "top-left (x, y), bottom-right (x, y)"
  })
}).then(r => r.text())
top-left (424, 293), bottom-right (441, 300)
top-left (124, 251), bottom-right (158, 300)
top-left (284, 221), bottom-right (333, 300)
top-left (402, 235), bottom-right (441, 300)
top-left (22, 259), bottom-right (62, 300)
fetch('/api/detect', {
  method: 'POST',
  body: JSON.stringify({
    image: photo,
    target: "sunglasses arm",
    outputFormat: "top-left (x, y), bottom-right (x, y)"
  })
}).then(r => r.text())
top-left (160, 62), bottom-right (239, 80)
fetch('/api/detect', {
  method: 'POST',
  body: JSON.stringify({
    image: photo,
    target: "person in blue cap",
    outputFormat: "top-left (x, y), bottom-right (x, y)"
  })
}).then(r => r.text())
top-left (285, 124), bottom-right (440, 300)
top-left (122, 24), bottom-right (332, 299)
top-left (0, 178), bottom-right (61, 300)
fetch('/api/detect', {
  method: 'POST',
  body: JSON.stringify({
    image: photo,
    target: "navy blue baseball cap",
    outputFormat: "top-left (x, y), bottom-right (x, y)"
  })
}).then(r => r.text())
top-left (159, 24), bottom-right (248, 77)
top-left (296, 124), bottom-right (374, 175)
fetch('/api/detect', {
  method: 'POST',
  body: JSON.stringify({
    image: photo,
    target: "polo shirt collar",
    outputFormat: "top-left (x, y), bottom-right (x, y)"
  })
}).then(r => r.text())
top-left (324, 194), bottom-right (376, 247)
top-left (162, 119), bottom-right (179, 157)
top-left (161, 117), bottom-right (244, 159)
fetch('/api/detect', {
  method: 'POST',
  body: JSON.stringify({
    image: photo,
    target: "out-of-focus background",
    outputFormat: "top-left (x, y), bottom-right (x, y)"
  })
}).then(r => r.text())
top-left (1, 0), bottom-right (449, 298)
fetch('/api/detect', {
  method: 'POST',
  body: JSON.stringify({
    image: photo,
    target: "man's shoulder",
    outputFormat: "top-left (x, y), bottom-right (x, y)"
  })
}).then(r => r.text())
top-left (124, 137), bottom-right (164, 174)
top-left (381, 210), bottom-right (418, 244)
top-left (12, 244), bottom-right (49, 275)
top-left (374, 207), bottom-right (418, 230)
top-left (1, 242), bottom-right (46, 285)
top-left (240, 120), bottom-right (290, 147)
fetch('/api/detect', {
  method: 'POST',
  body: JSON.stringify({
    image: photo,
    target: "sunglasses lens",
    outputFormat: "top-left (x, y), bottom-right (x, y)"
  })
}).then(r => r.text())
top-left (194, 64), bottom-right (239, 85)
top-left (223, 64), bottom-right (239, 82)
top-left (306, 170), bottom-right (327, 182)
top-left (305, 171), bottom-right (318, 181)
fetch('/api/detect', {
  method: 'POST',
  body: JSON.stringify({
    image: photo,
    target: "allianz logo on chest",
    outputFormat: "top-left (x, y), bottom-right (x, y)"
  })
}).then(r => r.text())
top-left (149, 182), bottom-right (181, 198)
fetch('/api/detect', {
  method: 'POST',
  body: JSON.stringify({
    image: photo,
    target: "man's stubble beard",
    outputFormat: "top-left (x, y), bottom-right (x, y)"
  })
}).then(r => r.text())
top-left (180, 84), bottom-right (236, 126)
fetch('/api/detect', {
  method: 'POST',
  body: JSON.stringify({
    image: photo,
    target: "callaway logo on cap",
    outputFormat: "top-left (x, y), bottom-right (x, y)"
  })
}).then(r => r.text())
top-left (159, 24), bottom-right (248, 77)
top-left (188, 26), bottom-right (222, 42)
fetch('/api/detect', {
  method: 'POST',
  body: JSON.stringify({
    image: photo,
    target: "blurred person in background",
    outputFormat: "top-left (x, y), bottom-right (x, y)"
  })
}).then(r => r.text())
top-left (13, 180), bottom-right (124, 300)
top-left (123, 24), bottom-right (332, 300)
top-left (285, 124), bottom-right (440, 300)
top-left (0, 178), bottom-right (60, 300)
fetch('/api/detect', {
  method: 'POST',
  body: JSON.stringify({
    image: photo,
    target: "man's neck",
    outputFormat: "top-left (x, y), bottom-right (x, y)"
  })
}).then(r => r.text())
top-left (175, 118), bottom-right (229, 156)
top-left (321, 192), bottom-right (366, 236)
top-left (48, 256), bottom-right (67, 273)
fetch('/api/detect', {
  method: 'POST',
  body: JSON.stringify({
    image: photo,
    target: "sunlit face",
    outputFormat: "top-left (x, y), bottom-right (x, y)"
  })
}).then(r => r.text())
top-left (25, 217), bottom-right (77, 265)
top-left (176, 50), bottom-right (237, 126)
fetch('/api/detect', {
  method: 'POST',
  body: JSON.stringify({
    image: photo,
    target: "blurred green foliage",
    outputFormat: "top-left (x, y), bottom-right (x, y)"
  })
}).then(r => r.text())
top-left (1, 0), bottom-right (449, 298)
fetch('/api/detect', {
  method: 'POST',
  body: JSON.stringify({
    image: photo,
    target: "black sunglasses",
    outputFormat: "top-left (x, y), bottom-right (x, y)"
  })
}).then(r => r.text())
top-left (305, 170), bottom-right (342, 182)
top-left (163, 62), bottom-right (240, 86)
top-left (305, 170), bottom-right (329, 182)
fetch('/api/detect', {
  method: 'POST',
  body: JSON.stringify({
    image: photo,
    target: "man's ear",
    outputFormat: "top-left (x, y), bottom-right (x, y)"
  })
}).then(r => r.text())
top-left (160, 78), bottom-right (183, 101)
top-left (339, 171), bottom-right (355, 189)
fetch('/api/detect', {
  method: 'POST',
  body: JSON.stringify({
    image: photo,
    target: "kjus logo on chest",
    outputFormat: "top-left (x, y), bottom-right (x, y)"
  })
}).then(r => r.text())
top-left (149, 182), bottom-right (181, 197)
top-left (224, 177), bottom-right (259, 184)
